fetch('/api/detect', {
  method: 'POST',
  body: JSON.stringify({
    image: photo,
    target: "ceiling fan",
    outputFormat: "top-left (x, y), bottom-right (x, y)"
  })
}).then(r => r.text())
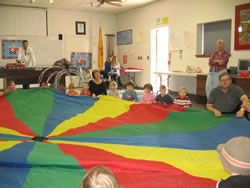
top-left (96, 0), bottom-right (126, 8)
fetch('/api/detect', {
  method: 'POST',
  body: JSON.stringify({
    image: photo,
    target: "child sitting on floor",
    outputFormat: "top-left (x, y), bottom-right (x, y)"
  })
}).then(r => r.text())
top-left (174, 87), bottom-right (192, 108)
top-left (108, 81), bottom-right (120, 98)
top-left (80, 165), bottom-right (119, 188)
top-left (66, 83), bottom-right (78, 96)
top-left (216, 136), bottom-right (250, 188)
top-left (80, 82), bottom-right (91, 96)
top-left (142, 83), bottom-right (155, 104)
top-left (155, 85), bottom-right (174, 105)
top-left (5, 80), bottom-right (16, 92)
top-left (40, 82), bottom-right (48, 88)
top-left (122, 81), bottom-right (138, 102)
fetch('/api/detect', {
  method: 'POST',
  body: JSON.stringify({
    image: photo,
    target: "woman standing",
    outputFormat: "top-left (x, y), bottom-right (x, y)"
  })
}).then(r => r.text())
top-left (89, 70), bottom-right (107, 99)
top-left (206, 39), bottom-right (229, 98)
top-left (103, 56), bottom-right (112, 78)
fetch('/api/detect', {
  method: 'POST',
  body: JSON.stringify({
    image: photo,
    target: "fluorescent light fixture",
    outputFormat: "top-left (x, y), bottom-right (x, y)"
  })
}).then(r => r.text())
top-left (50, 0), bottom-right (54, 4)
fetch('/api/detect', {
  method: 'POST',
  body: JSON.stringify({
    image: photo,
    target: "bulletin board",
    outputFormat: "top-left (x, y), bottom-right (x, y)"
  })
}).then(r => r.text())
top-left (117, 29), bottom-right (132, 45)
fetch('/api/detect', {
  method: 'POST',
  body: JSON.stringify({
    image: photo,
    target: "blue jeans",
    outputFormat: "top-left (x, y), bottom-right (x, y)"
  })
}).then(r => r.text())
top-left (205, 69), bottom-right (227, 99)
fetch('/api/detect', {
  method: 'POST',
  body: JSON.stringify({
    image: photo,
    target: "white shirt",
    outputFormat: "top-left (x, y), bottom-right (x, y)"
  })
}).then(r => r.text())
top-left (17, 47), bottom-right (36, 67)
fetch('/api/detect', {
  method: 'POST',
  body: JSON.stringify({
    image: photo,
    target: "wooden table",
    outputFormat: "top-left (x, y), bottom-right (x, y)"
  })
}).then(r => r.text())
top-left (153, 72), bottom-right (198, 94)
top-left (121, 68), bottom-right (143, 88)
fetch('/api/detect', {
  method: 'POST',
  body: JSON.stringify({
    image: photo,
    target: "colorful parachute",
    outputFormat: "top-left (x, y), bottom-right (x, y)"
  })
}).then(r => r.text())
top-left (0, 89), bottom-right (250, 188)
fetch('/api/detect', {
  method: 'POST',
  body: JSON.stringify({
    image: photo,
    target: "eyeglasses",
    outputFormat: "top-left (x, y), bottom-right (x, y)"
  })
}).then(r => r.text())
top-left (220, 78), bottom-right (230, 82)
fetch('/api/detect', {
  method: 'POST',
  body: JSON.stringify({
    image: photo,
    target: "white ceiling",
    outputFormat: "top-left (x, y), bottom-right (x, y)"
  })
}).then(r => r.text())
top-left (0, 0), bottom-right (159, 14)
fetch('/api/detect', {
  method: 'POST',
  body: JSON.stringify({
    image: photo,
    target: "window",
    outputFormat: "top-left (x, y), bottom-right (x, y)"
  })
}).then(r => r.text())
top-left (196, 19), bottom-right (232, 57)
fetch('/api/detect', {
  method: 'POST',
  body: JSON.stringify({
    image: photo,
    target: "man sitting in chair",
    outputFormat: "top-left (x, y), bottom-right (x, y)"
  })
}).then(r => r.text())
top-left (206, 72), bottom-right (249, 118)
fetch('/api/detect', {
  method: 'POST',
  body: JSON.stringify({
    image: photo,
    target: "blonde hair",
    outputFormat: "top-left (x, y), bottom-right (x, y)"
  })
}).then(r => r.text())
top-left (80, 166), bottom-right (119, 188)
top-left (160, 85), bottom-right (166, 90)
top-left (83, 82), bottom-right (89, 86)
top-left (68, 83), bottom-right (75, 89)
top-left (8, 80), bottom-right (15, 86)
top-left (216, 39), bottom-right (225, 45)
top-left (109, 81), bottom-right (117, 88)
top-left (179, 87), bottom-right (187, 93)
top-left (111, 56), bottom-right (118, 67)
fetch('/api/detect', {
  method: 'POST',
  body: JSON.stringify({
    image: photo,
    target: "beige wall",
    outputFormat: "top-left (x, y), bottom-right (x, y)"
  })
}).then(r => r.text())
top-left (0, 8), bottom-right (116, 89)
top-left (48, 9), bottom-right (116, 69)
top-left (116, 0), bottom-right (250, 91)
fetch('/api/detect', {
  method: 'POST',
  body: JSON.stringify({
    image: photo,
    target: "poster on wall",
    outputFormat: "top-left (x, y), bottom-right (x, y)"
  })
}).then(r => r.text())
top-left (117, 29), bottom-right (132, 45)
top-left (71, 52), bottom-right (92, 69)
top-left (234, 3), bottom-right (250, 50)
top-left (2, 40), bottom-right (22, 59)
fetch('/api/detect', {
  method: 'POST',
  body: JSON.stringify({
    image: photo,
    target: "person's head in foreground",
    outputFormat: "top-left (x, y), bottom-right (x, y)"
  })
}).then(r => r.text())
top-left (144, 83), bottom-right (153, 94)
top-left (40, 82), bottom-right (48, 88)
top-left (219, 72), bottom-right (232, 90)
top-left (178, 87), bottom-right (187, 99)
top-left (109, 81), bottom-right (117, 91)
top-left (160, 85), bottom-right (167, 96)
top-left (216, 136), bottom-right (250, 187)
top-left (8, 80), bottom-right (16, 91)
top-left (126, 81), bottom-right (134, 92)
top-left (80, 165), bottom-right (119, 188)
top-left (216, 39), bottom-right (225, 52)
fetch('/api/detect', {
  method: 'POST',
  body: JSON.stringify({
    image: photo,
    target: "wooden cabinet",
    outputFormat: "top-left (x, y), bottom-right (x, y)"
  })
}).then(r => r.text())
top-left (196, 74), bottom-right (208, 104)
top-left (196, 74), bottom-right (250, 104)
top-left (232, 76), bottom-right (250, 95)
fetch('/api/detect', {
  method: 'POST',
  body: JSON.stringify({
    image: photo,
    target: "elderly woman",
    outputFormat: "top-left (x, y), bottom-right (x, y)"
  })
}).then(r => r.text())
top-left (89, 69), bottom-right (107, 99)
top-left (206, 39), bottom-right (230, 98)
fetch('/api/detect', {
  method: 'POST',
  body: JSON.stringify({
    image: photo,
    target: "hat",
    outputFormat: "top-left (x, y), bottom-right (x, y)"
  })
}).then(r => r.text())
top-left (217, 137), bottom-right (250, 176)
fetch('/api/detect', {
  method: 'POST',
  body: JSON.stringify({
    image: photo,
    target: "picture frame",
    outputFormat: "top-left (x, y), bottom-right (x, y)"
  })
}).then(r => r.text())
top-left (1, 40), bottom-right (23, 59)
top-left (75, 21), bottom-right (86, 35)
top-left (234, 3), bottom-right (250, 50)
top-left (71, 52), bottom-right (92, 69)
top-left (117, 29), bottom-right (132, 45)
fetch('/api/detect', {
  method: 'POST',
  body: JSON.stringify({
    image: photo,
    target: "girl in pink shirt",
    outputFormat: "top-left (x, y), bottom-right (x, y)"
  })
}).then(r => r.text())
top-left (142, 83), bottom-right (156, 104)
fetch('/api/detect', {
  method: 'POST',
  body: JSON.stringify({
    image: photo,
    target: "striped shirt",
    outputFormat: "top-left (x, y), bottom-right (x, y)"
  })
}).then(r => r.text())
top-left (174, 96), bottom-right (192, 107)
top-left (208, 51), bottom-right (229, 72)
